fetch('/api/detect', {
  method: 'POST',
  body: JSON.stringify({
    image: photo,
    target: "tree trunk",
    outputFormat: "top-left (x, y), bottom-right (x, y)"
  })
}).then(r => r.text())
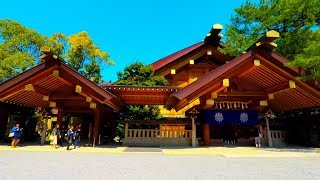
top-left (40, 117), bottom-right (48, 145)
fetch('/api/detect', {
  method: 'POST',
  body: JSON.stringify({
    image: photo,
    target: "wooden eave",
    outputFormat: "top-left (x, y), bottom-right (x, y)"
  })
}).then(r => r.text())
top-left (165, 50), bottom-right (320, 112)
top-left (0, 50), bottom-right (122, 111)
top-left (155, 45), bottom-right (232, 76)
top-left (152, 42), bottom-right (204, 72)
top-left (119, 119), bottom-right (200, 125)
top-left (102, 85), bottom-right (180, 105)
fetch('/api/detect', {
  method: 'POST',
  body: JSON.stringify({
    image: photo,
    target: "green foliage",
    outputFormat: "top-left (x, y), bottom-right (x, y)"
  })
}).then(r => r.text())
top-left (115, 62), bottom-right (167, 120)
top-left (45, 33), bottom-right (67, 58)
top-left (0, 19), bottom-right (45, 82)
top-left (67, 31), bottom-right (115, 83)
top-left (124, 105), bottom-right (161, 120)
top-left (115, 62), bottom-right (168, 86)
top-left (0, 19), bottom-right (113, 83)
top-left (34, 109), bottom-right (46, 136)
top-left (288, 30), bottom-right (320, 80)
top-left (224, 0), bottom-right (320, 79)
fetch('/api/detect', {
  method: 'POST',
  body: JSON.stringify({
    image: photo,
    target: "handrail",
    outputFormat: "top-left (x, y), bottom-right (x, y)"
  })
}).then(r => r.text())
top-left (126, 129), bottom-right (192, 139)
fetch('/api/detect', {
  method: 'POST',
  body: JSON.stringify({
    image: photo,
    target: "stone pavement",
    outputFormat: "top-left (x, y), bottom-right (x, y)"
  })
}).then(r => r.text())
top-left (1, 144), bottom-right (319, 157)
top-left (1, 151), bottom-right (320, 180)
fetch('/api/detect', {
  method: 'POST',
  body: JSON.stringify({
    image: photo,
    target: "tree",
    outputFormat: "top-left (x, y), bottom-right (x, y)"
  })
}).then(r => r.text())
top-left (0, 19), bottom-right (114, 83)
top-left (67, 31), bottom-right (114, 83)
top-left (115, 62), bottom-right (168, 120)
top-left (45, 33), bottom-right (67, 58)
top-left (0, 19), bottom-right (45, 82)
top-left (287, 30), bottom-right (320, 80)
top-left (224, 0), bottom-right (320, 79)
top-left (115, 62), bottom-right (168, 86)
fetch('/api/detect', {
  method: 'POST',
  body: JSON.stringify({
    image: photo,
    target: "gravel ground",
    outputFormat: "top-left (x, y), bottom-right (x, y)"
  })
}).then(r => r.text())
top-left (0, 151), bottom-right (319, 180)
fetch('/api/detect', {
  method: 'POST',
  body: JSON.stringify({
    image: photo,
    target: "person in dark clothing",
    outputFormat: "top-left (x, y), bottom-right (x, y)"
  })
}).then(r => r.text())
top-left (66, 125), bottom-right (74, 151)
top-left (59, 125), bottom-right (65, 147)
top-left (74, 124), bottom-right (81, 149)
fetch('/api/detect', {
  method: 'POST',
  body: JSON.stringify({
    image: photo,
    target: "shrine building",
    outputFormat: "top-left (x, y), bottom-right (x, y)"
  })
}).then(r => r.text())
top-left (0, 24), bottom-right (319, 147)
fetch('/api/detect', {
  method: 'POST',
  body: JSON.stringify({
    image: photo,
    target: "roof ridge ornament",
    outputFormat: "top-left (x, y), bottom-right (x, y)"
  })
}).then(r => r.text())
top-left (40, 46), bottom-right (66, 64)
top-left (246, 30), bottom-right (280, 51)
top-left (204, 23), bottom-right (224, 48)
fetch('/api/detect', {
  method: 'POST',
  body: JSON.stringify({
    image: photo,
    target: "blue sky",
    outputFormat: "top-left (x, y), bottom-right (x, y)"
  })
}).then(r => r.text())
top-left (0, 0), bottom-right (255, 82)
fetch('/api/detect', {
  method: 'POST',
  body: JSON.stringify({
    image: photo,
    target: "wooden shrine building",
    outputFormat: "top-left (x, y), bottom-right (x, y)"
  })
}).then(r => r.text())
top-left (0, 24), bottom-right (319, 147)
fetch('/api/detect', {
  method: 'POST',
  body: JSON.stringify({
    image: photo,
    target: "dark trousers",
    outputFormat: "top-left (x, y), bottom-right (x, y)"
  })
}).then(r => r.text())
top-left (59, 137), bottom-right (63, 147)
top-left (66, 140), bottom-right (72, 150)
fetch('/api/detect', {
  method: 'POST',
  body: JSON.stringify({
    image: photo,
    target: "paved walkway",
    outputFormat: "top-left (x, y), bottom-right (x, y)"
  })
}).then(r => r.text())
top-left (1, 144), bottom-right (319, 157)
top-left (1, 151), bottom-right (320, 180)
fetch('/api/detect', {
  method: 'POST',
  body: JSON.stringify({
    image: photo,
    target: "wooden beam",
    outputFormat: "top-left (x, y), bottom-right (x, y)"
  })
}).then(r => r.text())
top-left (49, 101), bottom-right (56, 108)
top-left (256, 54), bottom-right (320, 101)
top-left (50, 95), bottom-right (84, 101)
top-left (25, 84), bottom-right (51, 96)
top-left (259, 100), bottom-right (268, 106)
top-left (265, 80), bottom-right (296, 94)
top-left (40, 46), bottom-right (51, 53)
top-left (75, 85), bottom-right (82, 93)
top-left (218, 91), bottom-right (267, 97)
top-left (0, 89), bottom-right (24, 101)
top-left (86, 97), bottom-right (92, 102)
top-left (52, 70), bottom-right (59, 77)
top-left (246, 30), bottom-right (280, 51)
top-left (90, 103), bottom-right (97, 109)
top-left (43, 96), bottom-right (49, 101)
top-left (254, 59), bottom-right (261, 66)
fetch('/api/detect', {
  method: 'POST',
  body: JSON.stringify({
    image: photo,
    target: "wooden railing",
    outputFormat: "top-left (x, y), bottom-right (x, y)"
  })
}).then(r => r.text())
top-left (262, 130), bottom-right (287, 139)
top-left (126, 129), bottom-right (192, 139)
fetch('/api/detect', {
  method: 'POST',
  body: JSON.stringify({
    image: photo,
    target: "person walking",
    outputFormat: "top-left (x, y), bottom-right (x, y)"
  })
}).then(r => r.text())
top-left (74, 124), bottom-right (81, 149)
top-left (254, 127), bottom-right (262, 148)
top-left (10, 123), bottom-right (21, 148)
top-left (50, 124), bottom-right (61, 149)
top-left (66, 125), bottom-right (74, 151)
top-left (59, 125), bottom-right (65, 147)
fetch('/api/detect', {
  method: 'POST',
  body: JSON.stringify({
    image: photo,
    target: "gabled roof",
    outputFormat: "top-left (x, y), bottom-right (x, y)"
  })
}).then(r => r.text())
top-left (152, 41), bottom-right (204, 71)
top-left (151, 24), bottom-right (228, 73)
top-left (165, 48), bottom-right (320, 112)
top-left (0, 48), bottom-right (122, 111)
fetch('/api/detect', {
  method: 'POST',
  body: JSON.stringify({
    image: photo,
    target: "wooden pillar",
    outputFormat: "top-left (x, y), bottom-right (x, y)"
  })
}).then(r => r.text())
top-left (124, 123), bottom-right (128, 138)
top-left (56, 109), bottom-right (63, 127)
top-left (93, 108), bottom-right (101, 146)
top-left (266, 118), bottom-right (273, 147)
top-left (88, 122), bottom-right (93, 146)
top-left (0, 105), bottom-right (9, 139)
top-left (192, 117), bottom-right (196, 147)
top-left (203, 124), bottom-right (210, 146)
top-left (159, 124), bottom-right (162, 137)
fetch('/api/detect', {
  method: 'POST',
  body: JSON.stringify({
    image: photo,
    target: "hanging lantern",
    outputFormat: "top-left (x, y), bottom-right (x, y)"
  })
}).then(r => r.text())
top-left (245, 103), bottom-right (248, 109)
top-left (234, 103), bottom-right (237, 108)
top-left (215, 103), bottom-right (218, 109)
top-left (219, 103), bottom-right (222, 109)
top-left (242, 103), bottom-right (244, 109)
